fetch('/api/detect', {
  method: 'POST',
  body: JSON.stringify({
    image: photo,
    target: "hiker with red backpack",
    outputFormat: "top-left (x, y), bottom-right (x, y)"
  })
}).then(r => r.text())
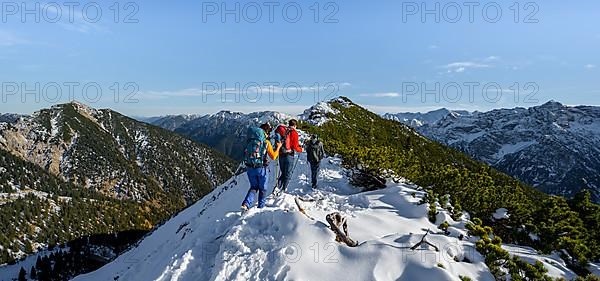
top-left (241, 123), bottom-right (282, 210)
top-left (275, 119), bottom-right (303, 194)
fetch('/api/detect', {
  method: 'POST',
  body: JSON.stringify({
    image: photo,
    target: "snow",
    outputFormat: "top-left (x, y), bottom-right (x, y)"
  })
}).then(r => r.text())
top-left (502, 245), bottom-right (577, 280)
top-left (0, 246), bottom-right (69, 278)
top-left (300, 102), bottom-right (340, 126)
top-left (589, 263), bottom-right (600, 277)
top-left (383, 108), bottom-right (469, 128)
top-left (50, 114), bottom-right (59, 138)
top-left (492, 141), bottom-right (537, 160)
top-left (492, 208), bottom-right (510, 220)
top-left (75, 154), bottom-right (503, 281)
top-left (69, 151), bottom-right (583, 281)
top-left (528, 233), bottom-right (540, 241)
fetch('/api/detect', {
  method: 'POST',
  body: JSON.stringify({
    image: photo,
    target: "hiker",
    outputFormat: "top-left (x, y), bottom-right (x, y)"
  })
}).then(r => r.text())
top-left (275, 119), bottom-right (303, 193)
top-left (305, 134), bottom-right (325, 188)
top-left (241, 123), bottom-right (282, 210)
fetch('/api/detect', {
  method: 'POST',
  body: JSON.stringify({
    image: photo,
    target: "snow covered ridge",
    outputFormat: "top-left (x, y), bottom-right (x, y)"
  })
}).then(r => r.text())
top-left (75, 155), bottom-right (586, 281)
top-left (146, 96), bottom-right (349, 131)
top-left (147, 110), bottom-right (294, 131)
top-left (299, 97), bottom-right (354, 126)
top-left (0, 113), bottom-right (26, 125)
top-left (383, 109), bottom-right (472, 128)
top-left (146, 109), bottom-right (296, 161)
top-left (299, 101), bottom-right (339, 126)
top-left (387, 101), bottom-right (600, 203)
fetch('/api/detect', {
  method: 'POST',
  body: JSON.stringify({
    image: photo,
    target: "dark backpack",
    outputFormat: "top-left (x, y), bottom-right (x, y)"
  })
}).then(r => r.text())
top-left (244, 127), bottom-right (267, 168)
top-left (275, 124), bottom-right (293, 154)
top-left (306, 140), bottom-right (323, 163)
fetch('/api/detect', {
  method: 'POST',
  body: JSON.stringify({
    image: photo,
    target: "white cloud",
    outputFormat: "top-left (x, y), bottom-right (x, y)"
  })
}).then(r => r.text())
top-left (584, 64), bottom-right (596, 69)
top-left (359, 92), bottom-right (400, 98)
top-left (444, 62), bottom-right (490, 68)
top-left (441, 61), bottom-right (491, 73)
top-left (428, 45), bottom-right (439, 50)
top-left (440, 56), bottom-right (500, 73)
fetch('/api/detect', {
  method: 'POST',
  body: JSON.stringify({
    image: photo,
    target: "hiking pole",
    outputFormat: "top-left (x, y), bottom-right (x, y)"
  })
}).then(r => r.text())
top-left (272, 160), bottom-right (280, 197)
top-left (231, 161), bottom-right (245, 186)
top-left (273, 160), bottom-right (279, 188)
top-left (293, 143), bottom-right (304, 173)
top-left (292, 155), bottom-right (300, 172)
top-left (290, 154), bottom-right (301, 183)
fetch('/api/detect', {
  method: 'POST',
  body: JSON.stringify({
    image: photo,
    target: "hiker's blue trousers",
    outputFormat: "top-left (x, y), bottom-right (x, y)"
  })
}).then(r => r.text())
top-left (243, 167), bottom-right (269, 208)
top-left (278, 155), bottom-right (294, 191)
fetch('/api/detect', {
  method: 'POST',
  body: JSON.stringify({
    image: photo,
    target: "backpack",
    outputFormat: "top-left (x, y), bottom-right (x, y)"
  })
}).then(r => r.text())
top-left (306, 139), bottom-right (322, 163)
top-left (275, 124), bottom-right (293, 154)
top-left (244, 127), bottom-right (268, 168)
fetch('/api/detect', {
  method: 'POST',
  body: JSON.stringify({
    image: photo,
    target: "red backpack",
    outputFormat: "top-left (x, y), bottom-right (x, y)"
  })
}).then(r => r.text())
top-left (275, 124), bottom-right (293, 154)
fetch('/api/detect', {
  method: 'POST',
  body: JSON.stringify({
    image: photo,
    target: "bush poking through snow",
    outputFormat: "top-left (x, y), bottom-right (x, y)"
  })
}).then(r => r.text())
top-left (470, 219), bottom-right (554, 280)
top-left (466, 218), bottom-right (493, 238)
top-left (418, 189), bottom-right (440, 223)
top-left (348, 168), bottom-right (386, 191)
top-left (439, 221), bottom-right (450, 235)
top-left (451, 202), bottom-right (463, 221)
top-left (428, 202), bottom-right (438, 224)
top-left (440, 194), bottom-right (449, 208)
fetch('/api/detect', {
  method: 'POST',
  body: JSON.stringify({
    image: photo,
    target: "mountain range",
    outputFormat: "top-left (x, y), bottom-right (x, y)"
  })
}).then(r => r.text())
top-left (2, 98), bottom-right (600, 280)
top-left (0, 102), bottom-right (236, 277)
top-left (146, 111), bottom-right (293, 160)
top-left (60, 98), bottom-right (599, 280)
top-left (384, 101), bottom-right (600, 203)
top-left (383, 108), bottom-right (471, 127)
top-left (0, 114), bottom-right (22, 124)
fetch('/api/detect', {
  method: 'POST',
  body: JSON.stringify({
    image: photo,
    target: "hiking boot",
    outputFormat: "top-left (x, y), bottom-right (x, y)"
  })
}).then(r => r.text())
top-left (241, 204), bottom-right (249, 212)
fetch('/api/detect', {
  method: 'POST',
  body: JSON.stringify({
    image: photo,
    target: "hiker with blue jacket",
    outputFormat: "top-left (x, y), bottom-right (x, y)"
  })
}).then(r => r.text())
top-left (241, 123), bottom-right (281, 210)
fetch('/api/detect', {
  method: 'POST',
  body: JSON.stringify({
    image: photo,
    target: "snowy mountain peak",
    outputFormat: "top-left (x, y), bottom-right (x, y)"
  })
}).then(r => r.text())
top-left (383, 108), bottom-right (472, 128)
top-left (300, 96), bottom-right (354, 126)
top-left (59, 100), bottom-right (99, 115)
top-left (0, 113), bottom-right (24, 124)
top-left (212, 110), bottom-right (243, 120)
top-left (539, 100), bottom-right (564, 110)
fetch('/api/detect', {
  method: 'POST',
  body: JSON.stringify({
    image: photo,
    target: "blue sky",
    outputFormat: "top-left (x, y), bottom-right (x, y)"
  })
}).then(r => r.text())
top-left (0, 0), bottom-right (599, 116)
